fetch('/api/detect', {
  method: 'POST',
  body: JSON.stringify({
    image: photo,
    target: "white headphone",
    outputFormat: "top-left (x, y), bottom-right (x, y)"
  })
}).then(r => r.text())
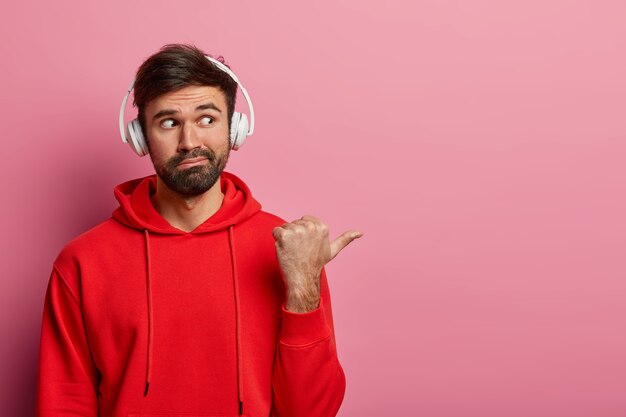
top-left (119, 55), bottom-right (255, 157)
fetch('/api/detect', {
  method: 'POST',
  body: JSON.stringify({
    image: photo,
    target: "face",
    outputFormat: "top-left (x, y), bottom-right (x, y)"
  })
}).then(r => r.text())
top-left (144, 85), bottom-right (231, 196)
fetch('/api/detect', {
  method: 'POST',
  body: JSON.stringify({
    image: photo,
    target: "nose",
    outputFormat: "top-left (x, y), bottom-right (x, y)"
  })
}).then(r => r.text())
top-left (177, 122), bottom-right (202, 152)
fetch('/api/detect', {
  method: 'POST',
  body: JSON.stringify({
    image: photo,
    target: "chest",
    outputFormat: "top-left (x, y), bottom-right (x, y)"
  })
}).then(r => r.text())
top-left (80, 231), bottom-right (285, 367)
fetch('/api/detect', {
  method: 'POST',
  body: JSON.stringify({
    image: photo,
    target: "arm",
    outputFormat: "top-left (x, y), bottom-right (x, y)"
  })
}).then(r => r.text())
top-left (271, 215), bottom-right (362, 416)
top-left (271, 268), bottom-right (346, 417)
top-left (36, 266), bottom-right (99, 417)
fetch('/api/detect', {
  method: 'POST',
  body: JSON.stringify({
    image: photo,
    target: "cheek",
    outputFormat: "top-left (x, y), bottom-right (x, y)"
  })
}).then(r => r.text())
top-left (146, 144), bottom-right (173, 168)
top-left (202, 124), bottom-right (231, 147)
top-left (146, 131), bottom-right (177, 155)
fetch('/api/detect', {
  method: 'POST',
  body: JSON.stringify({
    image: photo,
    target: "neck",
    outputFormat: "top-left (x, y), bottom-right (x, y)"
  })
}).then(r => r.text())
top-left (150, 176), bottom-right (225, 233)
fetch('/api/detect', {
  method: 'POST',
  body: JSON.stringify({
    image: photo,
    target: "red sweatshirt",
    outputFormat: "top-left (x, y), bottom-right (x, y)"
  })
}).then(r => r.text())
top-left (36, 172), bottom-right (345, 417)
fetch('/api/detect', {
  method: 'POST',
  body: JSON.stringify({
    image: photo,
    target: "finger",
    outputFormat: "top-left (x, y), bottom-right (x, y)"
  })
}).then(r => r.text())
top-left (276, 219), bottom-right (304, 231)
top-left (329, 230), bottom-right (363, 260)
top-left (280, 221), bottom-right (308, 232)
top-left (288, 218), bottom-right (326, 234)
top-left (272, 226), bottom-right (286, 241)
top-left (290, 219), bottom-right (311, 227)
top-left (300, 214), bottom-right (322, 223)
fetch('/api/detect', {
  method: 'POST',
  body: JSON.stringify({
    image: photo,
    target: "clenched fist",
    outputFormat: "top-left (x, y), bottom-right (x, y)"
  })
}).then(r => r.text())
top-left (272, 215), bottom-right (362, 313)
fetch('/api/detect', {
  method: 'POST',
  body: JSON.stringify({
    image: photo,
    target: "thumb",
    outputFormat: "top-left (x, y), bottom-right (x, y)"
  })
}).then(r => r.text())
top-left (329, 230), bottom-right (363, 260)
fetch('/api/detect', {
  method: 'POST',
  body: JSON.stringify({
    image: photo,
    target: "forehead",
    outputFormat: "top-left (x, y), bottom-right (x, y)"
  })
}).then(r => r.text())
top-left (145, 85), bottom-right (227, 114)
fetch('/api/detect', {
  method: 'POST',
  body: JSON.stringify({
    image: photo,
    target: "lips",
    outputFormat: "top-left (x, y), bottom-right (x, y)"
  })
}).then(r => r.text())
top-left (177, 157), bottom-right (208, 167)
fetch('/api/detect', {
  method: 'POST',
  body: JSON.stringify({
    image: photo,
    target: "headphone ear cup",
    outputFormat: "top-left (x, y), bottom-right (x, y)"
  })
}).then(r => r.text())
top-left (126, 118), bottom-right (149, 157)
top-left (229, 112), bottom-right (241, 149)
top-left (230, 112), bottom-right (248, 150)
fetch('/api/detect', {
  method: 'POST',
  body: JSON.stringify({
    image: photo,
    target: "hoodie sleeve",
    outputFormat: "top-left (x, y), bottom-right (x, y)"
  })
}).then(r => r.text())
top-left (36, 265), bottom-right (99, 417)
top-left (271, 268), bottom-right (346, 417)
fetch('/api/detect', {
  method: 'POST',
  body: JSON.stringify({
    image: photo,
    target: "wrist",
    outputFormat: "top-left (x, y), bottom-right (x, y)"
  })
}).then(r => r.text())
top-left (285, 283), bottom-right (320, 313)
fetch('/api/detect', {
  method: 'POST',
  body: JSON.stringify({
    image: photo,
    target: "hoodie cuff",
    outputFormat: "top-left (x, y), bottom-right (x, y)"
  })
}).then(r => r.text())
top-left (280, 297), bottom-right (331, 347)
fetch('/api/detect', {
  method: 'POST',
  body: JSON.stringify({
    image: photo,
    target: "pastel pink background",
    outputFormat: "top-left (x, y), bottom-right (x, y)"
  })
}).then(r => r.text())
top-left (1, 1), bottom-right (625, 416)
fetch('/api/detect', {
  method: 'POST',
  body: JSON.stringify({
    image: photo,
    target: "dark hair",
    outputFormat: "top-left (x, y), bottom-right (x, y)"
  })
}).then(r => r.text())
top-left (133, 44), bottom-right (238, 134)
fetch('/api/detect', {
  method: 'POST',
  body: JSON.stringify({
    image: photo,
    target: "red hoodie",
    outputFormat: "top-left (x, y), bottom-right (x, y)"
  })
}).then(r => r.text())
top-left (36, 172), bottom-right (345, 417)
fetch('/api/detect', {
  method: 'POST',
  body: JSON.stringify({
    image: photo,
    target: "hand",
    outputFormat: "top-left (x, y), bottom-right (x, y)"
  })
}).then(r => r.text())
top-left (272, 215), bottom-right (363, 313)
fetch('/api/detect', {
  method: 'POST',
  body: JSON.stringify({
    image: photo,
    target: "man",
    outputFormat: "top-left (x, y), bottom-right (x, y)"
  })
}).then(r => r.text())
top-left (36, 44), bottom-right (361, 417)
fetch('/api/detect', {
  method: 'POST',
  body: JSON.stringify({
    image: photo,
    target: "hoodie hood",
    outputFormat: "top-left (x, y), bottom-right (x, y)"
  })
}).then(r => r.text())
top-left (112, 171), bottom-right (262, 234)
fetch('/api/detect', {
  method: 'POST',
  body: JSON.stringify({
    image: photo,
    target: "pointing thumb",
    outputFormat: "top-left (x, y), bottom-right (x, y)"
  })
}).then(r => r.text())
top-left (330, 230), bottom-right (363, 260)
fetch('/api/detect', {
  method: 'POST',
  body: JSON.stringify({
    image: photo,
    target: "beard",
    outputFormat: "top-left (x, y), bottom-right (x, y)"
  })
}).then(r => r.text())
top-left (151, 146), bottom-right (230, 197)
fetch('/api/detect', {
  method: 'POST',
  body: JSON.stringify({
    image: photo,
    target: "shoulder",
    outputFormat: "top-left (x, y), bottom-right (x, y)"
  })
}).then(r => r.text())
top-left (53, 218), bottom-right (135, 275)
top-left (234, 210), bottom-right (286, 249)
top-left (251, 210), bottom-right (288, 228)
top-left (237, 208), bottom-right (287, 232)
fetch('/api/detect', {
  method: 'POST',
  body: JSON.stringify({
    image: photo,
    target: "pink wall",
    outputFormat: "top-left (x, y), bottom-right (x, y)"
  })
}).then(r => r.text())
top-left (1, 1), bottom-right (625, 416)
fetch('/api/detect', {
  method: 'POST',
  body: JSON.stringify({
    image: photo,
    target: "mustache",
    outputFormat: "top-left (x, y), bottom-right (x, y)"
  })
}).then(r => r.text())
top-left (167, 149), bottom-right (216, 167)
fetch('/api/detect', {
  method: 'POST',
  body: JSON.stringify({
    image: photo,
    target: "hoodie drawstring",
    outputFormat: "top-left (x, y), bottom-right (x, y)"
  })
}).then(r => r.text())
top-left (144, 230), bottom-right (154, 397)
top-left (228, 225), bottom-right (244, 415)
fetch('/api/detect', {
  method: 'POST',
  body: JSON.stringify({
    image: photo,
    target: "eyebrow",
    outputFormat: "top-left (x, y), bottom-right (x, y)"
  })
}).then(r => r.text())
top-left (152, 102), bottom-right (222, 120)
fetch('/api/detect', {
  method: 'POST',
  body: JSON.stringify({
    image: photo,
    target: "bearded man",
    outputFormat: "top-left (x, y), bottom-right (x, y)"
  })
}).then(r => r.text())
top-left (36, 44), bottom-right (361, 417)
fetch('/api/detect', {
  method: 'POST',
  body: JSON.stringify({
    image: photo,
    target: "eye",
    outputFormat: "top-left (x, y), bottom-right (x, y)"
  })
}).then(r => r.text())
top-left (198, 116), bottom-right (214, 126)
top-left (160, 119), bottom-right (177, 129)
